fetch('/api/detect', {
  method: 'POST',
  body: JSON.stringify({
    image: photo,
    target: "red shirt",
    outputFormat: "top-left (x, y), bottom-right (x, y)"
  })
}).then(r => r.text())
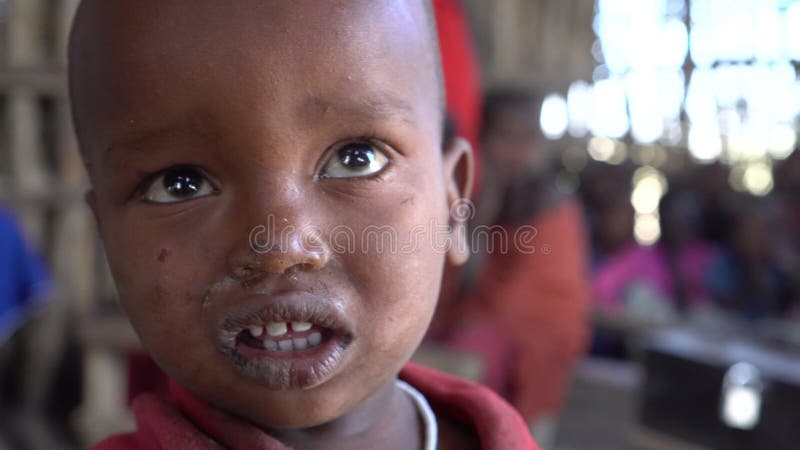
top-left (91, 362), bottom-right (539, 450)
top-left (433, 200), bottom-right (591, 421)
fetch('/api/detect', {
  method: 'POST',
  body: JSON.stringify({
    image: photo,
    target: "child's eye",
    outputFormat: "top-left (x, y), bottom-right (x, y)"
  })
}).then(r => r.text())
top-left (143, 166), bottom-right (216, 203)
top-left (320, 142), bottom-right (389, 179)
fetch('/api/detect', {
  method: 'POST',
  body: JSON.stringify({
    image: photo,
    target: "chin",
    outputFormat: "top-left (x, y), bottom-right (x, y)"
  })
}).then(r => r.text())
top-left (205, 379), bottom-right (358, 430)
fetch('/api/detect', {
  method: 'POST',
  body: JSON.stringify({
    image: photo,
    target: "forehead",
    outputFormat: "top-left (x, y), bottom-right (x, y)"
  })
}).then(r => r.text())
top-left (71, 0), bottom-right (439, 153)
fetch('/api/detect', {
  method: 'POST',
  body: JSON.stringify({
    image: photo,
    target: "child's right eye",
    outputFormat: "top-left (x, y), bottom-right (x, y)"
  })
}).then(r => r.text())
top-left (143, 166), bottom-right (217, 204)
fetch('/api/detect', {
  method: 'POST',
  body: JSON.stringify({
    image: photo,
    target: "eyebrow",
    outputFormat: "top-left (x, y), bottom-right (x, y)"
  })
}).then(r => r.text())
top-left (105, 92), bottom-right (418, 156)
top-left (298, 92), bottom-right (417, 126)
top-left (105, 125), bottom-right (186, 156)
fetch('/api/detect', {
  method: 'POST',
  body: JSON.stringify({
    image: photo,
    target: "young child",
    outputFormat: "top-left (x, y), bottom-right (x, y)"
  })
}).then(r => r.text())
top-left (68, 1), bottom-right (539, 449)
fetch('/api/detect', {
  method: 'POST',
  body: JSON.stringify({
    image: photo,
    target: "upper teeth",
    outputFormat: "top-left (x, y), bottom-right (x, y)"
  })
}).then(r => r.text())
top-left (261, 321), bottom-right (314, 337)
top-left (254, 321), bottom-right (315, 338)
top-left (266, 322), bottom-right (288, 337)
top-left (292, 321), bottom-right (312, 332)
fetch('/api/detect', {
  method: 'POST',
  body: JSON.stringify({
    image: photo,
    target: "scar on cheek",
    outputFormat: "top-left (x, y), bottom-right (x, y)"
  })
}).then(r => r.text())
top-left (157, 248), bottom-right (171, 263)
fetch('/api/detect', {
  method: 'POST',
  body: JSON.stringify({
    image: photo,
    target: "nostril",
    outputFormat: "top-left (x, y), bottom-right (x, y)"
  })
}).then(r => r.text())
top-left (231, 261), bottom-right (266, 282)
top-left (230, 234), bottom-right (330, 278)
top-left (286, 262), bottom-right (316, 275)
top-left (298, 262), bottom-right (317, 272)
top-left (232, 266), bottom-right (253, 279)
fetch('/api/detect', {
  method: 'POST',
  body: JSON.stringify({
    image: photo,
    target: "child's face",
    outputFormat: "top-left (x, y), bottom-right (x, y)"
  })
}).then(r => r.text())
top-left (73, 0), bottom-right (469, 429)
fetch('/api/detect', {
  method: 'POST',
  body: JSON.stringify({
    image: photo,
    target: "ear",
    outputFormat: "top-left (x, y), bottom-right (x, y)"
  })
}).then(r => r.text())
top-left (442, 137), bottom-right (474, 266)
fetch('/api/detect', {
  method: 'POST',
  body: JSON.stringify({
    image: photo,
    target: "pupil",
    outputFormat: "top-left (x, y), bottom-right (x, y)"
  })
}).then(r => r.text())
top-left (164, 168), bottom-right (201, 197)
top-left (339, 144), bottom-right (373, 169)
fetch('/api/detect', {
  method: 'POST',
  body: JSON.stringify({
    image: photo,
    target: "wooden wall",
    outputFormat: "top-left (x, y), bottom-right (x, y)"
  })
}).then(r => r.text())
top-left (0, 0), bottom-right (131, 445)
top-left (464, 0), bottom-right (596, 93)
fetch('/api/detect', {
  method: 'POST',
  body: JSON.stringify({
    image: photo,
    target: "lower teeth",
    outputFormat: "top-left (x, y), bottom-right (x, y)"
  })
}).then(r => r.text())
top-left (261, 331), bottom-right (323, 352)
top-left (293, 337), bottom-right (308, 351)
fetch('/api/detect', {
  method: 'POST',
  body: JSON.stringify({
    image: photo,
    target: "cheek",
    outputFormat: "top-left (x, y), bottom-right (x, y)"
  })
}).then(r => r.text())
top-left (340, 192), bottom-right (448, 360)
top-left (108, 241), bottom-right (226, 386)
top-left (360, 248), bottom-right (442, 375)
top-left (98, 214), bottom-right (219, 349)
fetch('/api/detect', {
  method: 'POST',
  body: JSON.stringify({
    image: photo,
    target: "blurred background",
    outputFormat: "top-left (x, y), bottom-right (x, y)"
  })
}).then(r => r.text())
top-left (0, 0), bottom-right (798, 449)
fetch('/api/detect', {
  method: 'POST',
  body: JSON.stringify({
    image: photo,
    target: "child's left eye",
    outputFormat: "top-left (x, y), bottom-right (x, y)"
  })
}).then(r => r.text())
top-left (319, 142), bottom-right (389, 179)
top-left (143, 166), bottom-right (216, 203)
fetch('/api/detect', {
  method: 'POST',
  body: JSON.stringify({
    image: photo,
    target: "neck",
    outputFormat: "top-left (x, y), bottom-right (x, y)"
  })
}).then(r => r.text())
top-left (266, 380), bottom-right (423, 450)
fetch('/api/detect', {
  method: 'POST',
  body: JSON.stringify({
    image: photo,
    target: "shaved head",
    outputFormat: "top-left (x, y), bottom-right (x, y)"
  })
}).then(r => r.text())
top-left (68, 0), bottom-right (444, 161)
top-left (62, 1), bottom-right (475, 438)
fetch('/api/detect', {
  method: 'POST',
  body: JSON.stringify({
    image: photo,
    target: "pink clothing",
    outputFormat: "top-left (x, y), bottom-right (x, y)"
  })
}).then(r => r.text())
top-left (593, 241), bottom-right (717, 311)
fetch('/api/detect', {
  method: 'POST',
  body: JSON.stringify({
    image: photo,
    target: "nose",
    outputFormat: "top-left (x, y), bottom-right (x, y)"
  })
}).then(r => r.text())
top-left (240, 217), bottom-right (330, 276)
top-left (227, 183), bottom-right (331, 280)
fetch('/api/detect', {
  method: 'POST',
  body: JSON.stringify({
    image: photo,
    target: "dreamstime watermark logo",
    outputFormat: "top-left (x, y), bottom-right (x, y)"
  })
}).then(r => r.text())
top-left (248, 199), bottom-right (546, 256)
top-left (449, 198), bottom-right (476, 222)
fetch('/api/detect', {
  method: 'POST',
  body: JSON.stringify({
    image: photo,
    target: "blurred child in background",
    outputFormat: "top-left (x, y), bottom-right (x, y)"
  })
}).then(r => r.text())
top-left (430, 88), bottom-right (592, 442)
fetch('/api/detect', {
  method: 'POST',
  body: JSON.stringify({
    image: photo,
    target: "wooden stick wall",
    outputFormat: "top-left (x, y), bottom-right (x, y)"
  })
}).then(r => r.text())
top-left (1, 0), bottom-right (132, 444)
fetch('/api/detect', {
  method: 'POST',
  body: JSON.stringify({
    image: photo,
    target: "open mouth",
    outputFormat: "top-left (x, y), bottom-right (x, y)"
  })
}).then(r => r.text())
top-left (236, 321), bottom-right (333, 353)
top-left (216, 293), bottom-right (354, 390)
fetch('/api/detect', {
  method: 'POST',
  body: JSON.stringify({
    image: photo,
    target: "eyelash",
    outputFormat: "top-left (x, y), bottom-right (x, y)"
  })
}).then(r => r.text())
top-left (133, 165), bottom-right (216, 202)
top-left (131, 136), bottom-right (396, 202)
top-left (316, 136), bottom-right (395, 180)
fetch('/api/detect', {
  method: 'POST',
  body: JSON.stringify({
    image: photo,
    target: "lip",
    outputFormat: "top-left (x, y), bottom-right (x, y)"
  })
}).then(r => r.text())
top-left (215, 291), bottom-right (355, 390)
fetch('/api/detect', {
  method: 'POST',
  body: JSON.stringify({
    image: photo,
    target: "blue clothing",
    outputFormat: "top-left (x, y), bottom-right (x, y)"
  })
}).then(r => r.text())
top-left (0, 208), bottom-right (51, 343)
top-left (707, 248), bottom-right (791, 320)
